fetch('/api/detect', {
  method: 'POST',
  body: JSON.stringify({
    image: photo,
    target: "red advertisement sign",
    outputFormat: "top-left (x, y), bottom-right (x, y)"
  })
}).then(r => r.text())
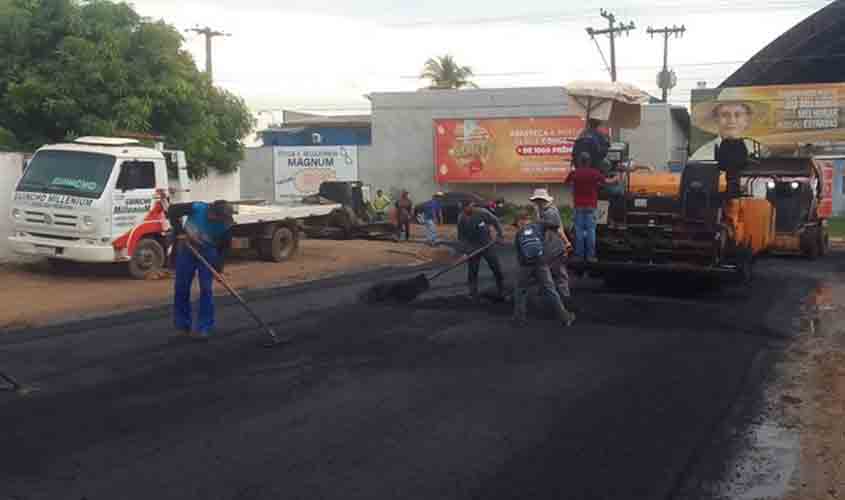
top-left (434, 117), bottom-right (587, 184)
top-left (815, 158), bottom-right (835, 218)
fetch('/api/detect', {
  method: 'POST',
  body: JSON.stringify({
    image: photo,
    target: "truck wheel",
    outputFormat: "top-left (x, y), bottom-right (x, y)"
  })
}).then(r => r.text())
top-left (819, 228), bottom-right (829, 257)
top-left (261, 226), bottom-right (298, 262)
top-left (129, 238), bottom-right (165, 279)
top-left (802, 228), bottom-right (820, 260)
top-left (330, 209), bottom-right (354, 240)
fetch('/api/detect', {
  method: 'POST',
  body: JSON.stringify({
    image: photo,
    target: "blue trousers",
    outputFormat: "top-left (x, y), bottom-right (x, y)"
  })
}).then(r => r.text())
top-left (174, 244), bottom-right (219, 334)
top-left (574, 208), bottom-right (597, 259)
top-left (424, 219), bottom-right (438, 245)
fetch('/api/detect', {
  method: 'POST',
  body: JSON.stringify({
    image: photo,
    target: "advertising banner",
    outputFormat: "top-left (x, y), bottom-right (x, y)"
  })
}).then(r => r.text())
top-left (814, 158), bottom-right (835, 218)
top-left (691, 83), bottom-right (845, 160)
top-left (434, 117), bottom-right (586, 183)
top-left (273, 146), bottom-right (358, 201)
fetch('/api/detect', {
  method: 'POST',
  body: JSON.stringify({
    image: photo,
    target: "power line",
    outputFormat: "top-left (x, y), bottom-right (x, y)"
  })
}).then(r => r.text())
top-left (587, 9), bottom-right (637, 83)
top-left (186, 26), bottom-right (230, 82)
top-left (383, 0), bottom-right (831, 28)
top-left (647, 25), bottom-right (687, 102)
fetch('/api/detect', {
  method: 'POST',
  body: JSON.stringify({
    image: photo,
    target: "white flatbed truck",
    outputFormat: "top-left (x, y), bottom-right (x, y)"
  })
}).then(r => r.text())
top-left (8, 137), bottom-right (341, 278)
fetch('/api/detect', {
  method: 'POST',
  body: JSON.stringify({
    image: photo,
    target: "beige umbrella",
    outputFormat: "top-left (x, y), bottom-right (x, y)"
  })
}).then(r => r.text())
top-left (565, 80), bottom-right (650, 129)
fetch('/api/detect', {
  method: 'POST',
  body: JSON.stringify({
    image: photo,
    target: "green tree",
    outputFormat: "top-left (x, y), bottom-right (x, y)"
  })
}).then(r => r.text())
top-left (420, 55), bottom-right (477, 90)
top-left (0, 0), bottom-right (254, 177)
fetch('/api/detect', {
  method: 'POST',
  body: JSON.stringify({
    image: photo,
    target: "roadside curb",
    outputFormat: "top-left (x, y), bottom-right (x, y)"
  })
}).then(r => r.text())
top-left (0, 261), bottom-right (441, 345)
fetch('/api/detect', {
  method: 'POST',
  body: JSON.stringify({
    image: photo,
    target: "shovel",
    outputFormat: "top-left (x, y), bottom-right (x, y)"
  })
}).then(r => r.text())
top-left (0, 370), bottom-right (38, 396)
top-left (362, 241), bottom-right (496, 304)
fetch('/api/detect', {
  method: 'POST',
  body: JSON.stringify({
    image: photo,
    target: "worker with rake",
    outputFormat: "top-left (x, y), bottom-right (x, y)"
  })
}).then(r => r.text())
top-left (457, 199), bottom-right (506, 303)
top-left (169, 200), bottom-right (234, 339)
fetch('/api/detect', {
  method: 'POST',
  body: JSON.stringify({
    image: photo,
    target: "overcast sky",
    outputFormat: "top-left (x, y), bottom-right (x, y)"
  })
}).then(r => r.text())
top-left (131, 0), bottom-right (832, 116)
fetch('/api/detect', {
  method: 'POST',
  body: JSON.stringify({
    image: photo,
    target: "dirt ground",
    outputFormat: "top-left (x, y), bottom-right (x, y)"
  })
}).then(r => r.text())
top-left (778, 276), bottom-right (845, 500)
top-left (0, 232), bottom-right (452, 331)
top-left (0, 223), bottom-right (521, 331)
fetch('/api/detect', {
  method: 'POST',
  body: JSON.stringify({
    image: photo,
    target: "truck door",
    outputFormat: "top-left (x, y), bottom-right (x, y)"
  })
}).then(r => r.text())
top-left (111, 160), bottom-right (158, 238)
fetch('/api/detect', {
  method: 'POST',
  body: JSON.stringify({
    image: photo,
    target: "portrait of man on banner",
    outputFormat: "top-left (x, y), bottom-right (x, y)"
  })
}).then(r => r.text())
top-left (691, 88), bottom-right (770, 161)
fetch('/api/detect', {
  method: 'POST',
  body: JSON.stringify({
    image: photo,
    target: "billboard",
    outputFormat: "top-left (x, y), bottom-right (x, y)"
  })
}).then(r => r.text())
top-left (273, 146), bottom-right (358, 201)
top-left (814, 157), bottom-right (835, 218)
top-left (434, 117), bottom-right (586, 183)
top-left (691, 83), bottom-right (845, 160)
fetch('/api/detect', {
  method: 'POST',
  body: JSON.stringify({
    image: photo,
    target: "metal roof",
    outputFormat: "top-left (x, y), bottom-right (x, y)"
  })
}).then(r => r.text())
top-left (721, 0), bottom-right (845, 86)
top-left (273, 114), bottom-right (371, 129)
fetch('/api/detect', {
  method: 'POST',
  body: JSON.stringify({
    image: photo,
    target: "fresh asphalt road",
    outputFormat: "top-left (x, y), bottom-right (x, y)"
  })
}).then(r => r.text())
top-left (0, 247), bottom-right (832, 500)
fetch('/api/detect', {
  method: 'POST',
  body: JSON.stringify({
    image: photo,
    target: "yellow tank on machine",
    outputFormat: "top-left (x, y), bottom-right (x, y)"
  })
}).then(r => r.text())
top-left (724, 198), bottom-right (775, 256)
top-left (582, 163), bottom-right (775, 285)
top-left (627, 171), bottom-right (728, 197)
top-left (626, 170), bottom-right (771, 256)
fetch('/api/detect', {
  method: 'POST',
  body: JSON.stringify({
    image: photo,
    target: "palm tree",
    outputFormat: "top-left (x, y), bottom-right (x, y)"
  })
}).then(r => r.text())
top-left (420, 55), bottom-right (478, 90)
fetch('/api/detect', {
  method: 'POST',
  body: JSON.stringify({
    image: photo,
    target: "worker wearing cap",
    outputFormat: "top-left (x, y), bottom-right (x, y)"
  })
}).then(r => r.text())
top-left (168, 200), bottom-right (233, 338)
top-left (457, 199), bottom-right (506, 302)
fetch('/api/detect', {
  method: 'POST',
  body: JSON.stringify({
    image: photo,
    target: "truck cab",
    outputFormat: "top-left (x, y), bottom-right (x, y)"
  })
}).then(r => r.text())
top-left (9, 137), bottom-right (181, 277)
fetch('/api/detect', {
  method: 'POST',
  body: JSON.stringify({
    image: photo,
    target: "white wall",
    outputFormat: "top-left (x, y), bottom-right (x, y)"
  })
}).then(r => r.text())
top-left (620, 104), bottom-right (671, 170)
top-left (0, 153), bottom-right (25, 261)
top-left (169, 168), bottom-right (241, 204)
top-left (365, 87), bottom-right (572, 205)
top-left (240, 145), bottom-right (372, 203)
top-left (239, 147), bottom-right (275, 202)
top-left (619, 104), bottom-right (690, 171)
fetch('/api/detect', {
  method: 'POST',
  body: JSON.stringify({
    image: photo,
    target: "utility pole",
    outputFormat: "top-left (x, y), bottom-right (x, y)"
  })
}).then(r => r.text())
top-left (187, 26), bottom-right (230, 82)
top-left (647, 25), bottom-right (686, 103)
top-left (586, 10), bottom-right (636, 83)
top-left (586, 10), bottom-right (635, 141)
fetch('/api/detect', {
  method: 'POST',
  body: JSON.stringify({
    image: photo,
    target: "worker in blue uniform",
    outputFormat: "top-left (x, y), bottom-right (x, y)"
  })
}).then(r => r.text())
top-left (168, 200), bottom-right (233, 339)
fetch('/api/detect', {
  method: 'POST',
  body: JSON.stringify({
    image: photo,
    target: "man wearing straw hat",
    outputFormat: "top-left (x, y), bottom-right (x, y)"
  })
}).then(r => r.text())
top-left (529, 188), bottom-right (572, 302)
top-left (690, 90), bottom-right (769, 161)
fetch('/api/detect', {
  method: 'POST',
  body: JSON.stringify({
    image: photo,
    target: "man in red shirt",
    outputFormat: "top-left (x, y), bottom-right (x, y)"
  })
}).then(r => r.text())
top-left (565, 152), bottom-right (618, 262)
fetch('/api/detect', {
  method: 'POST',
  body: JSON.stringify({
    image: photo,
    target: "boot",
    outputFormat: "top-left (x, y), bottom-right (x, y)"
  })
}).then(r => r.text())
top-left (469, 284), bottom-right (481, 304)
top-left (494, 281), bottom-right (506, 302)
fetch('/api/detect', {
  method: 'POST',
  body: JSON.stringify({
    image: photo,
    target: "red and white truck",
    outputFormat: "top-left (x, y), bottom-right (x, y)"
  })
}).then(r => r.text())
top-left (8, 137), bottom-right (341, 278)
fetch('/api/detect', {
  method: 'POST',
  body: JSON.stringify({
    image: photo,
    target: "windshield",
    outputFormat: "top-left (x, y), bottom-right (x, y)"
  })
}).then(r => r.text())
top-left (17, 150), bottom-right (116, 199)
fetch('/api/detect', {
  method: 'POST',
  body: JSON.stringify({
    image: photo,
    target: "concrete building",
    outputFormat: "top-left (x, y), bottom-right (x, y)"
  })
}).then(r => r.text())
top-left (260, 113), bottom-right (371, 147)
top-left (240, 89), bottom-right (688, 207)
top-left (364, 87), bottom-right (687, 206)
top-left (242, 113), bottom-right (371, 203)
top-left (621, 105), bottom-right (690, 173)
top-left (366, 87), bottom-right (571, 205)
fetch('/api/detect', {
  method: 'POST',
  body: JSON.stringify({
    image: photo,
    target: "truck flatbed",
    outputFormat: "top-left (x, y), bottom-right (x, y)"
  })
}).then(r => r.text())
top-left (232, 203), bottom-right (341, 225)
